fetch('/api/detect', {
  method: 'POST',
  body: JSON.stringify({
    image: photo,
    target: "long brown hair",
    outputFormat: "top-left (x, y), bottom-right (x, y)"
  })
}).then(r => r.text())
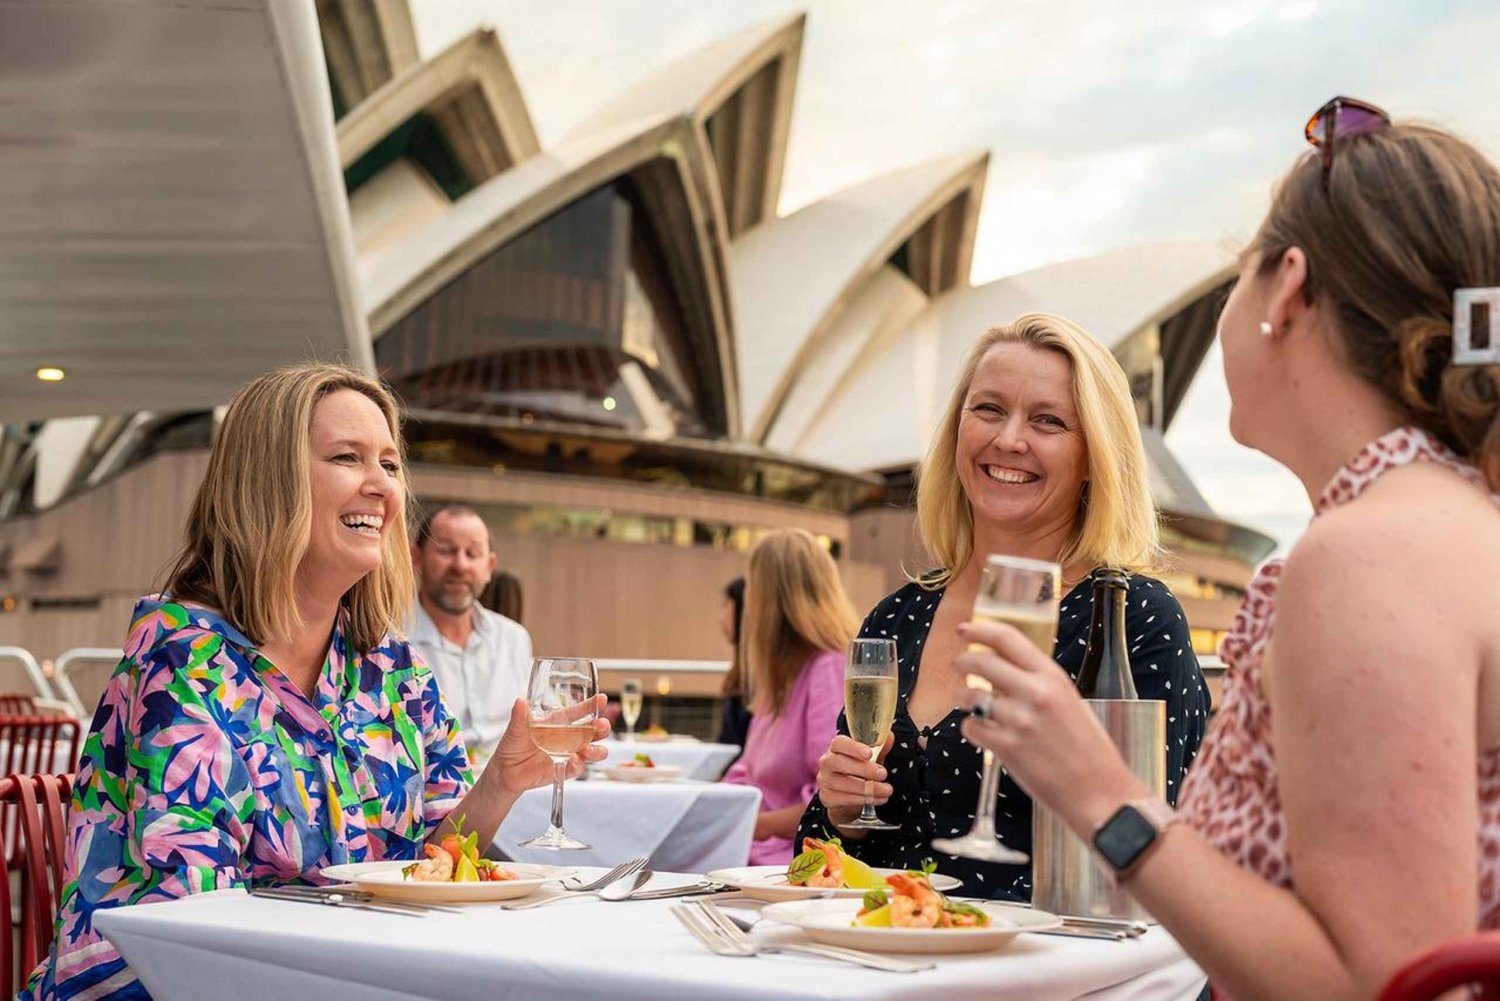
top-left (741, 530), bottom-right (857, 716)
top-left (1255, 121), bottom-right (1500, 489)
top-left (914, 314), bottom-right (1161, 587)
top-left (166, 364), bottom-right (416, 654)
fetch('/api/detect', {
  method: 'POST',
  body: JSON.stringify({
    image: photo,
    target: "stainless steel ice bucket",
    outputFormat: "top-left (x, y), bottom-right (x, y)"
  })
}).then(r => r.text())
top-left (1030, 698), bottom-right (1165, 920)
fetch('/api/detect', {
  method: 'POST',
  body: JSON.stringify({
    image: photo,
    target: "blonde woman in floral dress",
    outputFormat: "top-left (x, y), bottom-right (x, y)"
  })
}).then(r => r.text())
top-left (25, 365), bottom-right (609, 1000)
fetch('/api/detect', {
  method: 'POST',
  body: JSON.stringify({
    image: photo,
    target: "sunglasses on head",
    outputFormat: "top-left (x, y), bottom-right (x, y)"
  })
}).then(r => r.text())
top-left (1304, 96), bottom-right (1390, 191)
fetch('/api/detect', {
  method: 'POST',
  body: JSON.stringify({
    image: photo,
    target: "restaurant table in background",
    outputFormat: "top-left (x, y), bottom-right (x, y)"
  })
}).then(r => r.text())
top-left (96, 874), bottom-right (1207, 1001)
top-left (496, 780), bottom-right (760, 872)
top-left (600, 737), bottom-right (741, 780)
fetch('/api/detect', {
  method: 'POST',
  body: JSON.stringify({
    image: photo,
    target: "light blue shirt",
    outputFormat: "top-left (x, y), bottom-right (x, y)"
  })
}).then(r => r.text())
top-left (405, 601), bottom-right (533, 760)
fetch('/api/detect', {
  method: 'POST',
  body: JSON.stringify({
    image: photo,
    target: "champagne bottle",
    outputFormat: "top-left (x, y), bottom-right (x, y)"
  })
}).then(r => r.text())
top-left (1074, 570), bottom-right (1138, 699)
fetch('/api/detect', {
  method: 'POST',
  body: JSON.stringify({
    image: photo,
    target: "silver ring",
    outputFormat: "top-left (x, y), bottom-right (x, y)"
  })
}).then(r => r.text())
top-left (972, 690), bottom-right (995, 719)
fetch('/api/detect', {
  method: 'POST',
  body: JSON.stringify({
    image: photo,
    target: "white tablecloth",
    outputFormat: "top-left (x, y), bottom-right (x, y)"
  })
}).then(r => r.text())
top-left (601, 738), bottom-right (741, 779)
top-left (496, 779), bottom-right (761, 872)
top-left (97, 876), bottom-right (1206, 1001)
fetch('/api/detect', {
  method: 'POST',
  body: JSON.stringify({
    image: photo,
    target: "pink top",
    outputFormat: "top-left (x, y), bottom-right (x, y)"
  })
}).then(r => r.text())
top-left (1179, 426), bottom-right (1500, 926)
top-left (724, 649), bottom-right (845, 865)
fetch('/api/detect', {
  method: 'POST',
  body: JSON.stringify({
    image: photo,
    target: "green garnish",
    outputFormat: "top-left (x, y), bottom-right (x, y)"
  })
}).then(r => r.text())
top-left (862, 889), bottom-right (889, 911)
top-left (633, 753), bottom-right (655, 766)
top-left (908, 858), bottom-right (938, 878)
top-left (786, 849), bottom-right (825, 885)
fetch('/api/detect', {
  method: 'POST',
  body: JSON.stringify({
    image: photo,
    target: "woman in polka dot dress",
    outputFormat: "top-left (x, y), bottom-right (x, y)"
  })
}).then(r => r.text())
top-left (796, 313), bottom-right (1209, 901)
top-left (957, 103), bottom-right (1500, 999)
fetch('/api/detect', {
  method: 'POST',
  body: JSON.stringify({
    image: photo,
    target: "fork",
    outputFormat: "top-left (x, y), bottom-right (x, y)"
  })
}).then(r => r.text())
top-left (502, 857), bottom-right (650, 910)
top-left (253, 884), bottom-right (465, 914)
top-left (673, 902), bottom-right (934, 973)
top-left (558, 857), bottom-right (649, 892)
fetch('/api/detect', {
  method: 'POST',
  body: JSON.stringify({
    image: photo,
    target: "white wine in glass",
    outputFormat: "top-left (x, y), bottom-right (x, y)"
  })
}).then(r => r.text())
top-left (620, 678), bottom-right (643, 739)
top-left (931, 553), bottom-right (1061, 864)
top-left (842, 637), bottom-right (900, 831)
top-left (520, 656), bottom-right (598, 851)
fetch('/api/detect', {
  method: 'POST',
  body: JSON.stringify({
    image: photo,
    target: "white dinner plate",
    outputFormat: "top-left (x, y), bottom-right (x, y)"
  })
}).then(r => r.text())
top-left (603, 764), bottom-right (684, 782)
top-left (704, 864), bottom-right (962, 903)
top-left (319, 860), bottom-right (563, 904)
top-left (760, 898), bottom-right (1061, 953)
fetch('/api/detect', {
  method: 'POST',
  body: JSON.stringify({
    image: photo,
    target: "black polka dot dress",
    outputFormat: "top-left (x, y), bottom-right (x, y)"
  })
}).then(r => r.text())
top-left (796, 569), bottom-right (1210, 902)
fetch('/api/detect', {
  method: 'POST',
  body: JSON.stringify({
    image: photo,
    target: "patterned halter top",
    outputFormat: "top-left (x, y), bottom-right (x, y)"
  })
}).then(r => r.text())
top-left (1177, 425), bottom-right (1500, 923)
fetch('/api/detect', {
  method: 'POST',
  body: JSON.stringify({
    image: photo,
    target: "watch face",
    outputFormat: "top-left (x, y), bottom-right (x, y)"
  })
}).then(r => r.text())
top-left (1094, 806), bottom-right (1157, 871)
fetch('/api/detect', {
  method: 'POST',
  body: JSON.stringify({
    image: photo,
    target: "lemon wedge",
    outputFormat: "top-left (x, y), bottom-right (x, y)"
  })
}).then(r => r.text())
top-left (841, 853), bottom-right (886, 891)
top-left (853, 903), bottom-right (892, 927)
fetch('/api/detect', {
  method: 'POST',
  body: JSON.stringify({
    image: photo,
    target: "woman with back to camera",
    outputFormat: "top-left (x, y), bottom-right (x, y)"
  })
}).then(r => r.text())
top-left (798, 313), bottom-right (1209, 901)
top-left (25, 364), bottom-right (608, 1000)
top-left (958, 100), bottom-right (1500, 998)
top-left (723, 531), bottom-right (857, 864)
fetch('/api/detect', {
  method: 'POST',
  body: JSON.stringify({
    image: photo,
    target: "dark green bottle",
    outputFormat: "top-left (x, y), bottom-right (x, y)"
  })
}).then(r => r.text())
top-left (1074, 571), bottom-right (1138, 699)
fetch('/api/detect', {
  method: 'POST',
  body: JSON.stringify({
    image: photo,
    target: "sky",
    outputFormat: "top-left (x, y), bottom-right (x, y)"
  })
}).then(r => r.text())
top-left (410, 0), bottom-right (1500, 553)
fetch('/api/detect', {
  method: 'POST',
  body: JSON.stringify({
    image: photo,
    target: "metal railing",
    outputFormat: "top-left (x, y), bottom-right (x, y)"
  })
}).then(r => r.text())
top-left (0, 647), bottom-right (55, 701)
top-left (52, 648), bottom-right (123, 718)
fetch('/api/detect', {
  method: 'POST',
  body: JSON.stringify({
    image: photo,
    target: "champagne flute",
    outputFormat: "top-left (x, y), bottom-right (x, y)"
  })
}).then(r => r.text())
top-left (620, 678), bottom-right (643, 740)
top-left (520, 657), bottom-right (598, 851)
top-left (931, 553), bottom-right (1061, 863)
top-left (842, 637), bottom-right (900, 831)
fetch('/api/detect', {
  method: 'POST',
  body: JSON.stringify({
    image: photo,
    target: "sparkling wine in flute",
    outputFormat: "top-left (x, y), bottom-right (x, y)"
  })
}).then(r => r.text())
top-left (845, 674), bottom-right (898, 748)
top-left (966, 604), bottom-right (1059, 690)
top-left (530, 721), bottom-right (596, 758)
top-left (620, 690), bottom-right (643, 729)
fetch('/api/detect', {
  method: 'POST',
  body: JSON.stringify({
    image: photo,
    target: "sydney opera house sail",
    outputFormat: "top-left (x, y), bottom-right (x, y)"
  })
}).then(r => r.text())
top-left (0, 0), bottom-right (1271, 671)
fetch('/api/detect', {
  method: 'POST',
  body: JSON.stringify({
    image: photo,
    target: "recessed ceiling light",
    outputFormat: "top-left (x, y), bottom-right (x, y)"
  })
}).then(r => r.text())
top-left (36, 367), bottom-right (66, 382)
top-left (602, 396), bottom-right (617, 412)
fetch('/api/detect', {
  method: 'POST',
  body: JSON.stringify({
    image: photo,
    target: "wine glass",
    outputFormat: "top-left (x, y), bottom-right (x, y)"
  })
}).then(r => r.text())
top-left (520, 656), bottom-right (598, 851)
top-left (620, 678), bottom-right (643, 740)
top-left (842, 637), bottom-right (900, 830)
top-left (930, 553), bottom-right (1061, 863)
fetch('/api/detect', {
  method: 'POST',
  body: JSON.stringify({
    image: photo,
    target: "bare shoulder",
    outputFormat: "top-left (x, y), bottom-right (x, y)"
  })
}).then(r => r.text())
top-left (1288, 461), bottom-right (1500, 587)
top-left (1276, 462), bottom-right (1498, 690)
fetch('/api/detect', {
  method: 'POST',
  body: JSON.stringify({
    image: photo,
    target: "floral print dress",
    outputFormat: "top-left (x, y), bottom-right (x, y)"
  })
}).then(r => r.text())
top-left (23, 595), bottom-right (473, 1000)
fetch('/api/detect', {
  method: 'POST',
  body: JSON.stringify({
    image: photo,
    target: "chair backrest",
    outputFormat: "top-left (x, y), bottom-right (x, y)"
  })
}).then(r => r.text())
top-left (0, 649), bottom-right (53, 701)
top-left (0, 719), bottom-right (81, 868)
top-left (1378, 932), bottom-right (1500, 1001)
top-left (0, 694), bottom-right (36, 717)
top-left (0, 773), bottom-right (73, 997)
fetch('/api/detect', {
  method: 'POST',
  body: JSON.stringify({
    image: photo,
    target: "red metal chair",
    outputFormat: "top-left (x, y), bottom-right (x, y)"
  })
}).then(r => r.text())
top-left (0, 719), bottom-right (79, 867)
top-left (0, 694), bottom-right (36, 717)
top-left (0, 773), bottom-right (74, 997)
top-left (1378, 932), bottom-right (1500, 1000)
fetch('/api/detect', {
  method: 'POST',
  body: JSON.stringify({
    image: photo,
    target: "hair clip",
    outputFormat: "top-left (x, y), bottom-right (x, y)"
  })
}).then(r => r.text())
top-left (1453, 288), bottom-right (1500, 365)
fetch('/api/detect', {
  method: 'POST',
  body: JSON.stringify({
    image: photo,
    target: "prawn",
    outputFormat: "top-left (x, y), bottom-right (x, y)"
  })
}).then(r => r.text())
top-left (886, 873), bottom-right (940, 928)
top-left (801, 837), bottom-right (845, 888)
top-left (409, 843), bottom-right (454, 882)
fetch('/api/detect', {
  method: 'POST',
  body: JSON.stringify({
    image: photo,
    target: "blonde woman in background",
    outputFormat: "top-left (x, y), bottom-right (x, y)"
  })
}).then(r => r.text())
top-left (798, 313), bottom-right (1208, 900)
top-left (723, 529), bottom-right (858, 864)
top-left (25, 364), bottom-right (608, 1000)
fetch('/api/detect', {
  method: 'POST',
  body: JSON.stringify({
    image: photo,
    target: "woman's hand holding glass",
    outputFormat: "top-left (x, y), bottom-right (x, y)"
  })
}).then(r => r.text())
top-left (956, 618), bottom-right (1145, 837)
top-left (488, 693), bottom-right (611, 799)
top-left (816, 733), bottom-right (895, 830)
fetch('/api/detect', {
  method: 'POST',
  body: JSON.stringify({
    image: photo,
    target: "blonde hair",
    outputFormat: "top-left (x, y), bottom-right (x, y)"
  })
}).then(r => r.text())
top-left (741, 529), bottom-right (858, 716)
top-left (166, 363), bottom-right (415, 654)
top-left (914, 313), bottom-right (1160, 586)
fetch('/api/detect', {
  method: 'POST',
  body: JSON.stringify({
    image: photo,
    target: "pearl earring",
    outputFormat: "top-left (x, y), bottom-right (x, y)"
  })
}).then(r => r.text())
top-left (1258, 322), bottom-right (1274, 337)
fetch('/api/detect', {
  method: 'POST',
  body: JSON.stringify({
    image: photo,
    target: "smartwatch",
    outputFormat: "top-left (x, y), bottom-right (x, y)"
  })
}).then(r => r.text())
top-left (1091, 798), bottom-right (1179, 878)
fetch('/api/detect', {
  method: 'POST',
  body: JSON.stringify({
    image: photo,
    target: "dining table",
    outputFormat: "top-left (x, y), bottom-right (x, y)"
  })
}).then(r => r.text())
top-left (96, 869), bottom-right (1208, 1001)
top-left (599, 736), bottom-right (742, 780)
top-left (495, 778), bottom-right (761, 872)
